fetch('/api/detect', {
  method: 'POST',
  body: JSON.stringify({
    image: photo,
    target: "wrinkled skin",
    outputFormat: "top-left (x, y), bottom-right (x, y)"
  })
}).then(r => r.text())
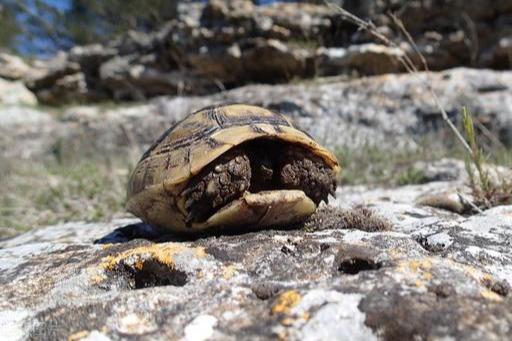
top-left (182, 140), bottom-right (337, 224)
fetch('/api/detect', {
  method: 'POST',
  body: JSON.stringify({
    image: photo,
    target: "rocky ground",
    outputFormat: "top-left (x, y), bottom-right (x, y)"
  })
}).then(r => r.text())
top-left (1, 0), bottom-right (512, 339)
top-left (1, 177), bottom-right (511, 340)
top-left (1, 0), bottom-right (511, 104)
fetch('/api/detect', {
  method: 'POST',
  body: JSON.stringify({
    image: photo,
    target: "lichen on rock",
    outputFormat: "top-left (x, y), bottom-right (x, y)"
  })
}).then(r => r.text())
top-left (1, 182), bottom-right (511, 340)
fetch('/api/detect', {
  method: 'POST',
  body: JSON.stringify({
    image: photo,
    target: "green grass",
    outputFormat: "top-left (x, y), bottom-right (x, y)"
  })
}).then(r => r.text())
top-left (462, 107), bottom-right (512, 209)
top-left (335, 140), bottom-right (459, 186)
top-left (0, 156), bottom-right (134, 236)
top-left (1, 131), bottom-right (511, 239)
top-left (286, 37), bottom-right (320, 50)
top-left (335, 128), bottom-right (512, 188)
top-left (3, 142), bottom-right (448, 237)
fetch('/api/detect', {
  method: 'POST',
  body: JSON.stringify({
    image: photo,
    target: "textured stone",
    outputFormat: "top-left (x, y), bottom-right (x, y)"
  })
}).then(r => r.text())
top-left (0, 106), bottom-right (56, 159)
top-left (1, 182), bottom-right (511, 340)
top-left (25, 52), bottom-right (90, 105)
top-left (18, 0), bottom-right (512, 104)
top-left (1, 68), bottom-right (511, 160)
top-left (0, 78), bottom-right (38, 106)
top-left (0, 53), bottom-right (33, 81)
top-left (316, 44), bottom-right (405, 76)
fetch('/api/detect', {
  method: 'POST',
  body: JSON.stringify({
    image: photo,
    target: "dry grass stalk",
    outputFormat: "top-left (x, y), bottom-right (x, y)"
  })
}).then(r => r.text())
top-left (326, 1), bottom-right (512, 210)
top-left (463, 107), bottom-right (512, 208)
top-left (325, 1), bottom-right (472, 154)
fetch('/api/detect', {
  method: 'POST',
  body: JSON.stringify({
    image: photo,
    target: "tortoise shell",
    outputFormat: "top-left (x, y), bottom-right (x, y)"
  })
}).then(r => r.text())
top-left (127, 103), bottom-right (340, 232)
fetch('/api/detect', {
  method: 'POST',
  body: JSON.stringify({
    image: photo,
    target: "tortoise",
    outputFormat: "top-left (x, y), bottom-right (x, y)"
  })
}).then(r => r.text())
top-left (127, 103), bottom-right (340, 233)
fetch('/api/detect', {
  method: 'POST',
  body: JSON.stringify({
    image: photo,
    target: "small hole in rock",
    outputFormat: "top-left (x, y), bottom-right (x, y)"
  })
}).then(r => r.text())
top-left (481, 277), bottom-right (510, 297)
top-left (281, 245), bottom-right (295, 256)
top-left (120, 260), bottom-right (188, 289)
top-left (338, 258), bottom-right (382, 275)
top-left (251, 282), bottom-right (284, 300)
top-left (428, 282), bottom-right (454, 299)
top-left (320, 243), bottom-right (330, 252)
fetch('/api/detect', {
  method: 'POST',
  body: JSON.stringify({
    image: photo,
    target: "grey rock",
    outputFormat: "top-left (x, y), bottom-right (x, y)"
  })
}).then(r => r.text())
top-left (68, 44), bottom-right (118, 65)
top-left (155, 67), bottom-right (512, 150)
top-left (2, 68), bottom-right (512, 160)
top-left (99, 55), bottom-right (209, 100)
top-left (0, 53), bottom-right (33, 81)
top-left (416, 191), bottom-right (468, 214)
top-left (26, 52), bottom-right (80, 88)
top-left (423, 232), bottom-right (454, 252)
top-left (316, 44), bottom-right (405, 76)
top-left (25, 52), bottom-right (91, 105)
top-left (0, 106), bottom-right (57, 159)
top-left (0, 78), bottom-right (38, 106)
top-left (19, 0), bottom-right (512, 104)
top-left (240, 38), bottom-right (313, 83)
top-left (413, 158), bottom-right (467, 183)
top-left (35, 72), bottom-right (90, 104)
top-left (1, 183), bottom-right (511, 340)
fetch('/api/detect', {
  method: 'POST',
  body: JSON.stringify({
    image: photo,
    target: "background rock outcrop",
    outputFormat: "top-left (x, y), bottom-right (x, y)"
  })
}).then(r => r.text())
top-left (6, 0), bottom-right (511, 104)
top-left (2, 68), bottom-right (511, 161)
top-left (0, 78), bottom-right (37, 106)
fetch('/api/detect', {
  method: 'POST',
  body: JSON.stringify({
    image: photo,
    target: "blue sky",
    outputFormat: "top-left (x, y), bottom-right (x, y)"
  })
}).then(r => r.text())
top-left (41, 0), bottom-right (70, 11)
top-left (13, 0), bottom-right (294, 56)
top-left (13, 0), bottom-right (72, 56)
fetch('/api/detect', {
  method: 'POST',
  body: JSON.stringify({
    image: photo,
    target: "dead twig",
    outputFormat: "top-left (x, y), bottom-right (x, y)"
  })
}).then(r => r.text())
top-left (325, 1), bottom-right (473, 155)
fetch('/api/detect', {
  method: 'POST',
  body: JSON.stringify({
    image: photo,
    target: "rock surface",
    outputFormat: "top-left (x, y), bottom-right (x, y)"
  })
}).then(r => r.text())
top-left (0, 106), bottom-right (57, 159)
top-left (0, 78), bottom-right (38, 106)
top-left (1, 181), bottom-right (511, 340)
top-left (0, 53), bottom-right (36, 81)
top-left (11, 0), bottom-right (512, 104)
top-left (2, 67), bottom-right (511, 161)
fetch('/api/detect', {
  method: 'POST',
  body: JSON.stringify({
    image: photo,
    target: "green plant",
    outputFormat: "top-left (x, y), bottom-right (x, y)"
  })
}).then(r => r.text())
top-left (327, 1), bottom-right (512, 211)
top-left (462, 107), bottom-right (512, 208)
top-left (396, 167), bottom-right (426, 186)
top-left (0, 156), bottom-right (132, 237)
top-left (335, 139), bottom-right (457, 187)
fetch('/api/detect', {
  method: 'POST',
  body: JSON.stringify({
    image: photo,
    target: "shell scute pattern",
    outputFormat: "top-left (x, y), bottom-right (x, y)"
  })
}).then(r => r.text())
top-left (127, 104), bottom-right (340, 232)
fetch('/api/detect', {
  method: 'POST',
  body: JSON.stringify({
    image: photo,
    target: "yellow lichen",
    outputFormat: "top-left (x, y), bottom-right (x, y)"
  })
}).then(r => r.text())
top-left (194, 247), bottom-right (207, 258)
top-left (87, 267), bottom-right (108, 284)
top-left (481, 273), bottom-right (493, 283)
top-left (222, 265), bottom-right (237, 279)
top-left (280, 317), bottom-right (295, 326)
top-left (67, 330), bottom-right (89, 341)
top-left (272, 290), bottom-right (301, 315)
top-left (276, 330), bottom-right (288, 341)
top-left (280, 311), bottom-right (310, 327)
top-left (388, 249), bottom-right (402, 260)
top-left (134, 259), bottom-right (144, 270)
top-left (99, 243), bottom-right (206, 271)
top-left (397, 259), bottom-right (435, 287)
top-left (408, 259), bottom-right (432, 273)
top-left (462, 263), bottom-right (484, 281)
top-left (480, 289), bottom-right (503, 302)
top-left (90, 273), bottom-right (107, 284)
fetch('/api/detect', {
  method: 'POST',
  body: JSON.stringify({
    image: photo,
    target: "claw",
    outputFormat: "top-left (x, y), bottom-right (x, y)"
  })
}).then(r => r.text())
top-left (330, 187), bottom-right (337, 198)
top-left (185, 198), bottom-right (195, 210)
top-left (185, 211), bottom-right (195, 224)
top-left (181, 186), bottom-right (194, 197)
